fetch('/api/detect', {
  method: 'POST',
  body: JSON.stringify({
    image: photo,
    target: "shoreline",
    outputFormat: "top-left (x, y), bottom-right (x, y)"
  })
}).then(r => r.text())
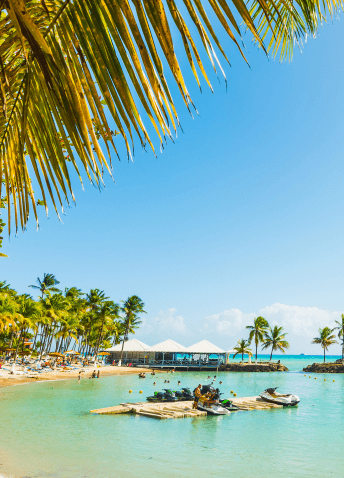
top-left (0, 366), bottom-right (159, 388)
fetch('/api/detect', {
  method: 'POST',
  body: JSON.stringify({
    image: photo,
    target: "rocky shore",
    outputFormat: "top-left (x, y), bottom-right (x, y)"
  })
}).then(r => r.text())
top-left (303, 361), bottom-right (344, 373)
top-left (220, 362), bottom-right (288, 372)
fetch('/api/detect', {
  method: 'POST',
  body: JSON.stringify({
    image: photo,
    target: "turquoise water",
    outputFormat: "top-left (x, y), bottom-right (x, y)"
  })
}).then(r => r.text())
top-left (0, 355), bottom-right (343, 478)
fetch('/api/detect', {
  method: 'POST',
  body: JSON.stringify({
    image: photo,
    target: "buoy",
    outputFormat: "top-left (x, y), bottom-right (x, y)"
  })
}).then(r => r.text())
top-left (233, 393), bottom-right (237, 397)
top-left (129, 390), bottom-right (132, 393)
top-left (309, 376), bottom-right (311, 378)
top-left (333, 380), bottom-right (335, 382)
top-left (324, 379), bottom-right (326, 381)
top-left (314, 378), bottom-right (317, 379)
top-left (139, 390), bottom-right (143, 393)
top-left (304, 375), bottom-right (306, 376)
top-left (230, 390), bottom-right (233, 393)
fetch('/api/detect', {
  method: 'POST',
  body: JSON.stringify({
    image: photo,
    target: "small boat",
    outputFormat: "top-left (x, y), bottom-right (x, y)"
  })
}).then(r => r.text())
top-left (197, 401), bottom-right (231, 416)
top-left (260, 387), bottom-right (300, 406)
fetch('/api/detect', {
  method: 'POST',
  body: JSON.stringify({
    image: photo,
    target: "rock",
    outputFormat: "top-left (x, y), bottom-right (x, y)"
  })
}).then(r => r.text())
top-left (220, 363), bottom-right (288, 372)
top-left (303, 362), bottom-right (344, 373)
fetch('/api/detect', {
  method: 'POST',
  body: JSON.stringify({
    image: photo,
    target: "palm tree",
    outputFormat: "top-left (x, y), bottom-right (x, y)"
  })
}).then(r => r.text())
top-left (29, 274), bottom-right (60, 298)
top-left (118, 296), bottom-right (146, 366)
top-left (233, 339), bottom-right (252, 363)
top-left (262, 326), bottom-right (289, 362)
top-left (334, 315), bottom-right (344, 363)
top-left (312, 327), bottom-right (338, 363)
top-left (246, 317), bottom-right (269, 363)
top-left (0, 292), bottom-right (17, 332)
top-left (12, 294), bottom-right (39, 372)
top-left (0, 0), bottom-right (341, 243)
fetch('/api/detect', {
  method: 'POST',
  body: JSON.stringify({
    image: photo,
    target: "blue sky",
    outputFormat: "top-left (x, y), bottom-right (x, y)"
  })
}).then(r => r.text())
top-left (2, 14), bottom-right (344, 354)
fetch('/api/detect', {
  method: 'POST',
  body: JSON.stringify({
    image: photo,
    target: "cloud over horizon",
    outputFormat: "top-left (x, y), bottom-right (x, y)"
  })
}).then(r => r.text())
top-left (205, 303), bottom-right (341, 339)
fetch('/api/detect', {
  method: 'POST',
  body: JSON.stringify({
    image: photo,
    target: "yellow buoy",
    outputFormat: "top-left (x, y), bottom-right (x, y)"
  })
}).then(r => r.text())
top-left (230, 390), bottom-right (234, 393)
top-left (129, 390), bottom-right (132, 393)
top-left (324, 379), bottom-right (326, 381)
top-left (314, 378), bottom-right (317, 379)
top-left (333, 380), bottom-right (335, 382)
top-left (233, 393), bottom-right (237, 397)
top-left (304, 375), bottom-right (306, 376)
top-left (139, 390), bottom-right (143, 393)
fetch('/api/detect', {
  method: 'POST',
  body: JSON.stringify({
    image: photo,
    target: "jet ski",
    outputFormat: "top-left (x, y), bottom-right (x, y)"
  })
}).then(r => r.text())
top-left (260, 387), bottom-right (300, 406)
top-left (201, 385), bottom-right (239, 411)
top-left (197, 399), bottom-right (231, 416)
top-left (146, 389), bottom-right (179, 402)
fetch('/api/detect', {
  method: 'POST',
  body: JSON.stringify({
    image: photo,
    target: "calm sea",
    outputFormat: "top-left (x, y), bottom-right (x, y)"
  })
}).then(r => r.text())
top-left (0, 355), bottom-right (343, 478)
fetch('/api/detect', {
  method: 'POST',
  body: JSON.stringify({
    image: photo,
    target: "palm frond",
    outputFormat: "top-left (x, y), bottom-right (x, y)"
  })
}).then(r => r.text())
top-left (0, 0), bottom-right (342, 238)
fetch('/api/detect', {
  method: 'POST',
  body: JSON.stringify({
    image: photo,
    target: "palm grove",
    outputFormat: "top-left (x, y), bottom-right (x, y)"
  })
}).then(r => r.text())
top-left (0, 273), bottom-right (146, 365)
top-left (233, 316), bottom-right (344, 363)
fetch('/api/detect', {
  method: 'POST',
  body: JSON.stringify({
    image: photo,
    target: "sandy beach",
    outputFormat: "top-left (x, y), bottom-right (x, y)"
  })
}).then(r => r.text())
top-left (0, 366), bottom-right (160, 388)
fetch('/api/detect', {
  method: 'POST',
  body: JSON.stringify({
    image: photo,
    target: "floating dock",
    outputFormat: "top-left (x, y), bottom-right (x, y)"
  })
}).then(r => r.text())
top-left (90, 396), bottom-right (283, 419)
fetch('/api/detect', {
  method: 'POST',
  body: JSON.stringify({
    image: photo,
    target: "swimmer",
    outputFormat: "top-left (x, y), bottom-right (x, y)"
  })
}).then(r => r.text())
top-left (153, 382), bottom-right (156, 386)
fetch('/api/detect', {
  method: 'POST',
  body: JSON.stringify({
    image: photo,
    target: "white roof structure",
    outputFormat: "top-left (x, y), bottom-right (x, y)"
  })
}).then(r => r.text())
top-left (105, 338), bottom-right (150, 352)
top-left (186, 340), bottom-right (225, 354)
top-left (148, 339), bottom-right (188, 353)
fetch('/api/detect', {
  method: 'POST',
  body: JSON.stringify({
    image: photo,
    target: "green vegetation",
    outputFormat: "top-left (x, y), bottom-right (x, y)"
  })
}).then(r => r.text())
top-left (233, 339), bottom-right (252, 363)
top-left (0, 0), bottom-right (342, 245)
top-left (0, 274), bottom-right (145, 364)
top-left (262, 325), bottom-right (289, 362)
top-left (312, 327), bottom-right (338, 363)
top-left (246, 316), bottom-right (269, 363)
top-left (334, 314), bottom-right (344, 362)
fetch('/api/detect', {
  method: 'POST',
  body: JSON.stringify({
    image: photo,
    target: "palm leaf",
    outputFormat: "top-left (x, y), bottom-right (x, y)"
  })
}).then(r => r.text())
top-left (0, 0), bottom-right (342, 237)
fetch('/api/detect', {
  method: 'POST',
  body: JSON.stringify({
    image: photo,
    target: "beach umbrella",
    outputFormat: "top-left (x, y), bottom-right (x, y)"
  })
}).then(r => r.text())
top-left (98, 352), bottom-right (110, 356)
top-left (49, 352), bottom-right (65, 357)
top-left (65, 350), bottom-right (80, 355)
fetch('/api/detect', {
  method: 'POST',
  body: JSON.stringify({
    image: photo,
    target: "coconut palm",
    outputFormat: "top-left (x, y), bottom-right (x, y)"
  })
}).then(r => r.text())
top-left (334, 315), bottom-right (344, 363)
top-left (12, 294), bottom-right (39, 371)
top-left (312, 327), bottom-right (338, 363)
top-left (233, 339), bottom-right (252, 363)
top-left (0, 0), bottom-right (342, 243)
top-left (246, 316), bottom-right (269, 363)
top-left (0, 292), bottom-right (18, 332)
top-left (262, 325), bottom-right (289, 362)
top-left (29, 273), bottom-right (60, 298)
top-left (118, 296), bottom-right (146, 365)
top-left (92, 301), bottom-right (120, 361)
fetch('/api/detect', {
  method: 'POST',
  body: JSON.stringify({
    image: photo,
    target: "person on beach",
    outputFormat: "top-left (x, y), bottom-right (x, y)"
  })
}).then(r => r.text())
top-left (78, 373), bottom-right (81, 381)
top-left (193, 384), bottom-right (202, 409)
top-left (151, 371), bottom-right (155, 375)
top-left (91, 370), bottom-right (96, 379)
top-left (97, 370), bottom-right (100, 378)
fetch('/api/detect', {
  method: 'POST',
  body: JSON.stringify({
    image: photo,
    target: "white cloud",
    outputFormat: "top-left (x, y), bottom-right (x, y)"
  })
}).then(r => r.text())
top-left (204, 308), bottom-right (255, 334)
top-left (145, 308), bottom-right (187, 334)
top-left (259, 303), bottom-right (340, 337)
top-left (204, 303), bottom-right (341, 338)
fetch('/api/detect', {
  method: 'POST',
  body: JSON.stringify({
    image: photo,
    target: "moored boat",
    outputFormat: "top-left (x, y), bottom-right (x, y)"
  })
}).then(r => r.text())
top-left (260, 387), bottom-right (300, 406)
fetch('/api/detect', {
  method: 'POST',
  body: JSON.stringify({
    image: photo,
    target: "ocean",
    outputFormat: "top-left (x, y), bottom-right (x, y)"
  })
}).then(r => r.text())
top-left (0, 355), bottom-right (343, 478)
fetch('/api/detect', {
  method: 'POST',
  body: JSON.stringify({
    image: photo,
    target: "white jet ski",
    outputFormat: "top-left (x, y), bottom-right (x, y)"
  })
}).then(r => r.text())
top-left (197, 400), bottom-right (231, 416)
top-left (260, 387), bottom-right (300, 407)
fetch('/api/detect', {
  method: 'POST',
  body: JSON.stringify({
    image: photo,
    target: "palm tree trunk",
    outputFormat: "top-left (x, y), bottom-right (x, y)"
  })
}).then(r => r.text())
top-left (324, 348), bottom-right (326, 363)
top-left (255, 341), bottom-right (258, 364)
top-left (12, 329), bottom-right (23, 373)
top-left (118, 322), bottom-right (129, 366)
top-left (270, 349), bottom-right (273, 362)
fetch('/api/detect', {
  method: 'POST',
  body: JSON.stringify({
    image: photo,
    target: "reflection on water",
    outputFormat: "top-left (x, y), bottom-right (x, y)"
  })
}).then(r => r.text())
top-left (0, 357), bottom-right (344, 477)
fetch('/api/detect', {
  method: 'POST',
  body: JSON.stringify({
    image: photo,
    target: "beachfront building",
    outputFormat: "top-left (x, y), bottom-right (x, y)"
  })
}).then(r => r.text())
top-left (106, 338), bottom-right (226, 370)
top-left (186, 340), bottom-right (226, 368)
top-left (106, 338), bottom-right (150, 365)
